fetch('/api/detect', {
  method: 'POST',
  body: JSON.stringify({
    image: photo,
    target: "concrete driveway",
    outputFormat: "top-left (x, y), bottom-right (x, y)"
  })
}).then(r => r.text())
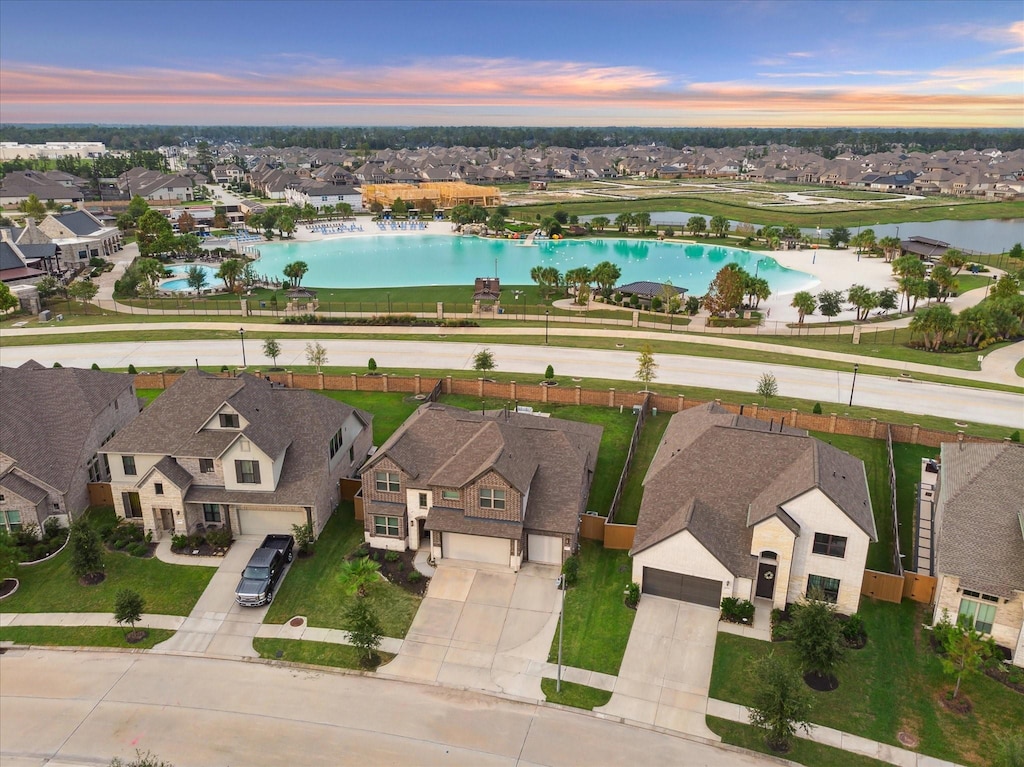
top-left (153, 535), bottom-right (279, 657)
top-left (596, 596), bottom-right (720, 741)
top-left (381, 561), bottom-right (562, 697)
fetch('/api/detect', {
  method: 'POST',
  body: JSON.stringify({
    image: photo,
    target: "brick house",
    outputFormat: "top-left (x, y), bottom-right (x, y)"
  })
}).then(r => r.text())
top-left (102, 371), bottom-right (372, 539)
top-left (359, 403), bottom-right (602, 569)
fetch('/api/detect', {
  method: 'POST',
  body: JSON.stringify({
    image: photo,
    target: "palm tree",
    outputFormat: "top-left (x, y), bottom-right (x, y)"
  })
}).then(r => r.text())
top-left (614, 212), bottom-right (633, 232)
top-left (930, 264), bottom-right (958, 302)
top-left (591, 216), bottom-right (610, 233)
top-left (709, 215), bottom-right (730, 238)
top-left (633, 211), bottom-right (651, 234)
top-left (338, 557), bottom-right (381, 598)
top-left (282, 261), bottom-right (309, 288)
top-left (564, 266), bottom-right (593, 305)
top-left (956, 305), bottom-right (993, 347)
top-left (791, 291), bottom-right (816, 324)
top-left (846, 284), bottom-right (878, 321)
top-left (909, 304), bottom-right (955, 351)
top-left (941, 248), bottom-right (967, 275)
top-left (878, 236), bottom-right (901, 263)
top-left (590, 260), bottom-right (622, 297)
top-left (541, 267), bottom-right (562, 297)
top-left (687, 216), bottom-right (707, 237)
top-left (216, 258), bottom-right (244, 293)
top-left (530, 265), bottom-right (547, 295)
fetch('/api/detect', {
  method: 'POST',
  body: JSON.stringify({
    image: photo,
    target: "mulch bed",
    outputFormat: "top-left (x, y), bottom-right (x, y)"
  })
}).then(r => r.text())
top-left (106, 542), bottom-right (159, 559)
top-left (804, 672), bottom-right (839, 692)
top-left (0, 579), bottom-right (18, 599)
top-left (125, 629), bottom-right (148, 644)
top-left (78, 572), bottom-right (106, 586)
top-left (985, 665), bottom-right (1024, 695)
top-left (170, 542), bottom-right (230, 557)
top-left (938, 691), bottom-right (973, 714)
top-left (354, 547), bottom-right (429, 597)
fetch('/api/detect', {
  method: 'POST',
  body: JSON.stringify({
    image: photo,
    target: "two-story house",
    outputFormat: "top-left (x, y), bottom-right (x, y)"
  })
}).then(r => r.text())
top-left (359, 403), bottom-right (602, 570)
top-left (0, 361), bottom-right (140, 534)
top-left (102, 371), bottom-right (372, 539)
top-left (630, 403), bottom-right (876, 615)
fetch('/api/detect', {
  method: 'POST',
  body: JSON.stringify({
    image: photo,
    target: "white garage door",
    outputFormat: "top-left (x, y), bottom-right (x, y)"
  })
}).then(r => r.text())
top-left (528, 534), bottom-right (563, 565)
top-left (442, 532), bottom-right (509, 566)
top-left (236, 507), bottom-right (306, 537)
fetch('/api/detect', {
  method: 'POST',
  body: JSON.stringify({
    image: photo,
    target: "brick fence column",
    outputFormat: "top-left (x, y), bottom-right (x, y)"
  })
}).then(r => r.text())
top-left (445, 375), bottom-right (452, 394)
top-left (791, 408), bottom-right (799, 428)
top-left (317, 372), bottom-right (325, 390)
top-left (911, 423), bottom-right (920, 444)
top-left (829, 413), bottom-right (838, 433)
top-left (542, 383), bottom-right (549, 403)
top-left (510, 381), bottom-right (517, 399)
top-left (676, 394), bottom-right (685, 412)
top-left (414, 374), bottom-right (421, 395)
top-left (608, 389), bottom-right (615, 407)
top-left (748, 403), bottom-right (759, 419)
top-left (287, 371), bottom-right (294, 388)
top-left (383, 374), bottom-right (389, 393)
top-left (575, 386), bottom-right (582, 405)
top-left (478, 378), bottom-right (484, 397)
top-left (869, 418), bottom-right (878, 439)
top-left (351, 373), bottom-right (358, 390)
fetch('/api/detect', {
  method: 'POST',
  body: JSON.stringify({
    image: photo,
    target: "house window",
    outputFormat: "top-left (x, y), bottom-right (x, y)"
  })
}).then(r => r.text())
top-left (88, 454), bottom-right (104, 483)
top-left (373, 515), bottom-right (400, 536)
top-left (154, 483), bottom-right (164, 495)
top-left (329, 427), bottom-right (345, 459)
top-left (219, 413), bottom-right (240, 428)
top-left (479, 488), bottom-right (506, 510)
top-left (122, 455), bottom-right (137, 476)
top-left (812, 533), bottom-right (847, 558)
top-left (349, 445), bottom-right (355, 463)
top-left (419, 493), bottom-right (428, 509)
top-left (375, 471), bottom-right (400, 493)
top-left (202, 503), bottom-right (222, 523)
top-left (235, 460), bottom-right (261, 484)
top-left (959, 592), bottom-right (998, 633)
top-left (2, 510), bottom-right (22, 532)
top-left (199, 458), bottom-right (215, 473)
top-left (806, 575), bottom-right (840, 603)
top-left (441, 490), bottom-right (459, 501)
top-left (121, 492), bottom-right (142, 519)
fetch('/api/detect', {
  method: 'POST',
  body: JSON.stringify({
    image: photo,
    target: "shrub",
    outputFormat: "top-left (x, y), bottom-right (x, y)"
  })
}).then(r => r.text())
top-left (368, 357), bottom-right (377, 372)
top-left (68, 519), bottom-right (104, 579)
top-left (408, 570), bottom-right (423, 583)
top-left (127, 542), bottom-right (149, 557)
top-left (291, 522), bottom-right (314, 554)
top-left (113, 537), bottom-right (128, 550)
top-left (840, 613), bottom-right (867, 646)
top-left (544, 364), bottom-right (555, 380)
top-left (625, 582), bottom-right (640, 608)
top-left (384, 550), bottom-right (400, 563)
top-left (1011, 430), bottom-right (1021, 443)
top-left (651, 296), bottom-right (663, 311)
top-left (170, 533), bottom-right (189, 551)
top-left (205, 527), bottom-right (232, 549)
top-left (14, 523), bottom-right (41, 548)
top-left (771, 607), bottom-right (793, 641)
top-left (91, 363), bottom-right (100, 370)
top-left (561, 554), bottom-right (579, 587)
top-left (127, 364), bottom-right (138, 374)
top-left (812, 402), bottom-right (823, 414)
top-left (187, 533), bottom-right (204, 549)
top-left (353, 543), bottom-right (370, 559)
top-left (721, 597), bottom-right (756, 624)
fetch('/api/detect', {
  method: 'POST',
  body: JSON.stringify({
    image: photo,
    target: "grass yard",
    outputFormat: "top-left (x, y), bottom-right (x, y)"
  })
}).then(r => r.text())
top-left (540, 678), bottom-right (613, 710)
top-left (614, 413), bottom-right (670, 525)
top-left (709, 599), bottom-right (1024, 767)
top-left (809, 432), bottom-right (893, 573)
top-left (252, 637), bottom-right (394, 670)
top-left (263, 503), bottom-right (420, 638)
top-left (891, 443), bottom-right (939, 564)
top-left (0, 626), bottom-right (174, 650)
top-left (707, 717), bottom-right (891, 767)
top-left (320, 391), bottom-right (419, 444)
top-left (546, 541), bottom-right (635, 675)
top-left (438, 396), bottom-right (636, 517)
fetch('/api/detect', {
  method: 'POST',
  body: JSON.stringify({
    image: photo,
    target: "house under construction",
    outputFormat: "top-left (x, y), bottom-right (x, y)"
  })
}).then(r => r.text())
top-left (362, 182), bottom-right (501, 210)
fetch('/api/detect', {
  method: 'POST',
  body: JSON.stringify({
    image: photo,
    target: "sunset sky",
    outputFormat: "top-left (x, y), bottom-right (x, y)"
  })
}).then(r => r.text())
top-left (1, 0), bottom-right (1022, 127)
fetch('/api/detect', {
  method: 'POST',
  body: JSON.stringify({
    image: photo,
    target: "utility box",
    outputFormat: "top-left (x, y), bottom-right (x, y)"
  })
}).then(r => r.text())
top-left (39, 309), bottom-right (52, 322)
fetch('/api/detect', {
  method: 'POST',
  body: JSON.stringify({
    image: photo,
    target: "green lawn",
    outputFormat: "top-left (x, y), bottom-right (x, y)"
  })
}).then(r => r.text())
top-left (320, 391), bottom-right (420, 444)
top-left (540, 678), bottom-right (613, 710)
top-left (614, 413), bottom-right (670, 525)
top-left (709, 599), bottom-right (1024, 767)
top-left (546, 541), bottom-right (635, 675)
top-left (809, 432), bottom-right (893, 573)
top-left (252, 637), bottom-right (394, 670)
top-left (892, 443), bottom-right (939, 566)
top-left (0, 625), bottom-right (174, 650)
top-left (263, 503), bottom-right (421, 638)
top-left (438, 396), bottom-right (636, 517)
top-left (707, 717), bottom-right (891, 767)
top-left (1016, 358), bottom-right (1024, 379)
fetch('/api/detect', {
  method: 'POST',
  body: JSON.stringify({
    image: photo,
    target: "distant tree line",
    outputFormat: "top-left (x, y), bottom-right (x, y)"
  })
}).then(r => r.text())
top-left (1, 125), bottom-right (1022, 154)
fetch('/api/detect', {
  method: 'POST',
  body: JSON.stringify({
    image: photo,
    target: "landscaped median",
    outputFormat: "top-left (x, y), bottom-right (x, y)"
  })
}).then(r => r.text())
top-left (0, 625), bottom-right (174, 650)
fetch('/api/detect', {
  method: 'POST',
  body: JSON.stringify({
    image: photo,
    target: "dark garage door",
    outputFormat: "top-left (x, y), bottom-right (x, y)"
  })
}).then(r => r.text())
top-left (642, 567), bottom-right (721, 607)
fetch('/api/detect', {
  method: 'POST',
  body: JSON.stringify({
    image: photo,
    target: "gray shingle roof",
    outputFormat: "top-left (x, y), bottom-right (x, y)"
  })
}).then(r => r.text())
top-left (631, 403), bottom-right (875, 576)
top-left (0, 362), bottom-right (136, 495)
top-left (934, 443), bottom-right (1024, 597)
top-left (0, 471), bottom-right (49, 504)
top-left (52, 210), bottom-right (103, 236)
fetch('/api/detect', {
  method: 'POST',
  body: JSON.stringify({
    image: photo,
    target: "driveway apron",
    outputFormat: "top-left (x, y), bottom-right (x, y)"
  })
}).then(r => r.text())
top-left (595, 596), bottom-right (721, 741)
top-left (153, 535), bottom-right (270, 657)
top-left (380, 561), bottom-right (562, 698)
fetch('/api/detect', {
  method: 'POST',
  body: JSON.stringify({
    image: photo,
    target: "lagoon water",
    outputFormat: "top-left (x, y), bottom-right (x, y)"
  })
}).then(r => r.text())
top-left (257, 235), bottom-right (817, 294)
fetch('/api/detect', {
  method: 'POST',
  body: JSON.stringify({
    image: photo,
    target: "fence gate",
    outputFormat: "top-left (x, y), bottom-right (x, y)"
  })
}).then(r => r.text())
top-left (87, 482), bottom-right (114, 507)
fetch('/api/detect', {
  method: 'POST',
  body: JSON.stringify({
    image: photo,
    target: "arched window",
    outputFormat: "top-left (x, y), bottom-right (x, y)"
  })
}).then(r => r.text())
top-left (760, 551), bottom-right (777, 560)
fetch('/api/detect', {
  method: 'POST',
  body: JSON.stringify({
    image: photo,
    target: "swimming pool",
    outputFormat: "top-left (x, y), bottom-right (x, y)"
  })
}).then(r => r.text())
top-left (258, 235), bottom-right (817, 295)
top-left (160, 263), bottom-right (225, 292)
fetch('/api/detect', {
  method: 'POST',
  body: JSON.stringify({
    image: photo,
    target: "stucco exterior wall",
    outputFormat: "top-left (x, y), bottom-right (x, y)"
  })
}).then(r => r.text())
top-left (750, 516), bottom-right (797, 609)
top-left (631, 531), bottom-right (736, 602)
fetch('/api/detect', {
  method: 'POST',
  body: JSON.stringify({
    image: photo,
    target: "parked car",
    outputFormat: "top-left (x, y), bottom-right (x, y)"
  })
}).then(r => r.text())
top-left (234, 536), bottom-right (294, 607)
top-left (260, 533), bottom-right (295, 563)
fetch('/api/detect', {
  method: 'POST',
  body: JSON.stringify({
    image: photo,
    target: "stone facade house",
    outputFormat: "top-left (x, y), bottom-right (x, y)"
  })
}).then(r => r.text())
top-left (359, 403), bottom-right (602, 570)
top-left (0, 361), bottom-right (140, 534)
top-left (630, 403), bottom-right (876, 615)
top-left (103, 371), bottom-right (372, 540)
top-left (930, 442), bottom-right (1024, 666)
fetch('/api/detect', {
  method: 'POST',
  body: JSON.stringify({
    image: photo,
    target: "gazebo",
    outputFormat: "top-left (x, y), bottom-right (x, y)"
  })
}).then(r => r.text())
top-left (472, 277), bottom-right (501, 315)
top-left (284, 286), bottom-right (318, 315)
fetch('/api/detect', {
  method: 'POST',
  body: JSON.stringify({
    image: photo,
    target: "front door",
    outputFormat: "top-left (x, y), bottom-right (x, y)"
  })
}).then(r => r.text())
top-left (755, 561), bottom-right (777, 599)
top-left (160, 508), bottom-right (174, 531)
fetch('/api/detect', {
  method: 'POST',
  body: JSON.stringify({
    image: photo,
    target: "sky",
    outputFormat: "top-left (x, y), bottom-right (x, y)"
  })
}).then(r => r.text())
top-left (1, 0), bottom-right (1022, 128)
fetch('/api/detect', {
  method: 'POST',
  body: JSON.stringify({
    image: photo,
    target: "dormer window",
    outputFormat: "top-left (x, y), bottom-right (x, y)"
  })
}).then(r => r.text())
top-left (220, 413), bottom-right (240, 428)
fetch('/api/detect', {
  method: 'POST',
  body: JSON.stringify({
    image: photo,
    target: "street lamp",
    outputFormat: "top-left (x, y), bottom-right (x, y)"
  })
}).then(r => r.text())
top-left (544, 310), bottom-right (550, 344)
top-left (238, 327), bottom-right (247, 369)
top-left (849, 363), bottom-right (859, 406)
top-left (556, 573), bottom-right (565, 693)
top-left (513, 289), bottom-right (523, 321)
top-left (986, 275), bottom-right (998, 298)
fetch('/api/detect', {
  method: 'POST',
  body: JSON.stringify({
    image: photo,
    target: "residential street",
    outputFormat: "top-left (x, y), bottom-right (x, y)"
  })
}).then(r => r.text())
top-left (0, 649), bottom-right (778, 767)
top-left (1, 338), bottom-right (1020, 428)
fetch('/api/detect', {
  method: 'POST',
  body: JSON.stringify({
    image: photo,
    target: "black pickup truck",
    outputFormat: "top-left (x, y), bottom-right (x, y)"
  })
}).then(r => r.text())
top-left (234, 534), bottom-right (294, 607)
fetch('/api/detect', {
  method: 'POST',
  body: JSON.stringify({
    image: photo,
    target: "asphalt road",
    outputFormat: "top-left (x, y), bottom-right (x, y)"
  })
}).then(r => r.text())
top-left (0, 649), bottom-right (777, 767)
top-left (2, 338), bottom-right (1021, 428)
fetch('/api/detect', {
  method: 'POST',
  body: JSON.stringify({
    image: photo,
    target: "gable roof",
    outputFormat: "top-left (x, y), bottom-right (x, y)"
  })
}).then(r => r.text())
top-left (0, 362), bottom-right (136, 494)
top-left (934, 443), bottom-right (1024, 597)
top-left (632, 403), bottom-right (875, 575)
top-left (51, 210), bottom-right (105, 236)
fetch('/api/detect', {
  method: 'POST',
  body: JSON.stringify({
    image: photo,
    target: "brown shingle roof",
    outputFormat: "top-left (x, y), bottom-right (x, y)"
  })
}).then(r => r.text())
top-left (426, 506), bottom-right (523, 539)
top-left (934, 443), bottom-right (1024, 597)
top-left (0, 471), bottom-right (49, 504)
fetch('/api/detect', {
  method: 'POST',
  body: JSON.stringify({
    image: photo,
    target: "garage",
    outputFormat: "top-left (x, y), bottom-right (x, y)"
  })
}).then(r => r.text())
top-left (442, 532), bottom-right (509, 566)
top-left (528, 534), bottom-right (563, 565)
top-left (235, 507), bottom-right (306, 537)
top-left (641, 567), bottom-right (722, 607)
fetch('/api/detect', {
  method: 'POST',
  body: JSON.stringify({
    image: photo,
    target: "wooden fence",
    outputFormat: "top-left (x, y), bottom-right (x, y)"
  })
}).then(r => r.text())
top-left (87, 482), bottom-right (113, 507)
top-left (861, 569), bottom-right (937, 604)
top-left (902, 571), bottom-right (937, 603)
top-left (885, 426), bottom-right (904, 576)
top-left (607, 393), bottom-right (650, 524)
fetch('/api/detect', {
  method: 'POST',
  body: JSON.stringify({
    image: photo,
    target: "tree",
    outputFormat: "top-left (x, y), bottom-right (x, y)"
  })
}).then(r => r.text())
top-left (633, 211), bottom-right (651, 233)
top-left (756, 372), bottom-right (779, 404)
top-left (338, 556), bottom-right (381, 597)
top-left (590, 261), bottom-right (621, 297)
top-left (791, 291), bottom-right (816, 324)
top-left (850, 228), bottom-right (876, 255)
top-left (614, 212), bottom-right (633, 232)
top-left (816, 289), bottom-right (844, 321)
top-left (263, 338), bottom-right (281, 368)
top-left (68, 519), bottom-right (104, 581)
top-left (702, 266), bottom-right (746, 316)
top-left (114, 588), bottom-right (145, 639)
top-left (709, 215), bottom-right (730, 238)
top-left (544, 364), bottom-right (554, 380)
top-left (659, 280), bottom-right (682, 314)
top-left (0, 283), bottom-right (18, 313)
top-left (591, 216), bottom-right (610, 232)
top-left (175, 211), bottom-right (196, 234)
top-left (687, 215), bottom-right (707, 237)
top-left (846, 284), bottom-right (878, 321)
top-left (877, 288), bottom-right (899, 314)
top-left (828, 226), bottom-right (850, 248)
top-left (635, 344), bottom-right (657, 390)
top-left (941, 248), bottom-right (967, 275)
top-left (956, 305), bottom-right (994, 348)
top-left (487, 212), bottom-right (506, 233)
top-left (185, 265), bottom-right (207, 296)
top-left (790, 591), bottom-right (845, 686)
top-left (67, 279), bottom-right (99, 303)
top-left (878, 236), bottom-right (901, 263)
top-left (900, 275), bottom-right (930, 311)
top-left (564, 266), bottom-right (593, 305)
top-left (282, 261), bottom-right (309, 288)
top-left (473, 348), bottom-right (496, 373)
top-left (747, 652), bottom-right (813, 752)
top-left (345, 597), bottom-right (383, 666)
top-left (909, 304), bottom-right (956, 351)
top-left (135, 209), bottom-right (173, 256)
top-left (18, 193), bottom-right (47, 218)
top-left (745, 276), bottom-right (771, 309)
top-left (126, 195), bottom-right (150, 221)
top-left (938, 612), bottom-right (995, 699)
top-left (36, 275), bottom-right (62, 299)
top-left (135, 257), bottom-right (165, 288)
top-left (277, 214), bottom-right (295, 239)
top-left (0, 530), bottom-right (19, 581)
top-left (892, 254), bottom-right (927, 280)
top-left (929, 264), bottom-right (958, 301)
top-left (991, 273), bottom-right (1022, 301)
top-left (367, 357), bottom-right (377, 373)
top-left (305, 341), bottom-right (327, 373)
top-left (216, 258), bottom-right (244, 293)
top-left (116, 212), bottom-right (135, 232)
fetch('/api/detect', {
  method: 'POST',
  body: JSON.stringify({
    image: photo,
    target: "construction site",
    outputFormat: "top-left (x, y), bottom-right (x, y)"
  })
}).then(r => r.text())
top-left (361, 181), bottom-right (501, 210)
